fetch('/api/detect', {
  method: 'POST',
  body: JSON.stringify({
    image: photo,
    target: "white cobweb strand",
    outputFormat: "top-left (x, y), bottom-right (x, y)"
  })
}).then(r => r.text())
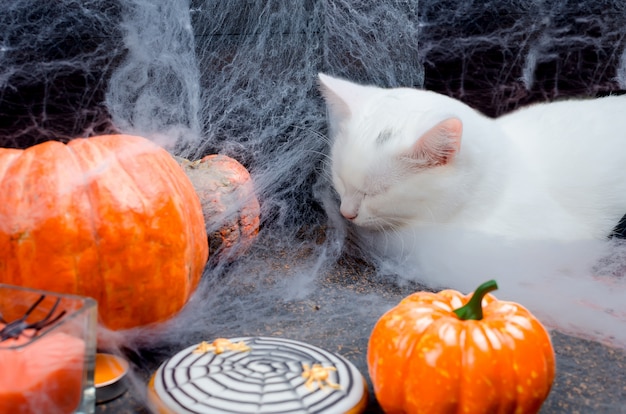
top-left (617, 48), bottom-right (626, 89)
top-left (105, 0), bottom-right (202, 149)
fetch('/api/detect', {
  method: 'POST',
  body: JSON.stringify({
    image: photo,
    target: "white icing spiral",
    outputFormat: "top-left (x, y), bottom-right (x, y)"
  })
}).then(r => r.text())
top-left (152, 336), bottom-right (365, 414)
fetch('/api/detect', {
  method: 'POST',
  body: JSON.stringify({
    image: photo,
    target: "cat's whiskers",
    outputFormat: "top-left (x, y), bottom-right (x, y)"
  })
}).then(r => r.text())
top-left (289, 123), bottom-right (333, 146)
top-left (375, 222), bottom-right (416, 258)
top-left (317, 160), bottom-right (334, 184)
top-left (363, 215), bottom-right (406, 232)
top-left (304, 149), bottom-right (332, 175)
top-left (287, 123), bottom-right (334, 174)
top-left (421, 203), bottom-right (438, 224)
top-left (375, 226), bottom-right (395, 250)
top-left (391, 226), bottom-right (413, 256)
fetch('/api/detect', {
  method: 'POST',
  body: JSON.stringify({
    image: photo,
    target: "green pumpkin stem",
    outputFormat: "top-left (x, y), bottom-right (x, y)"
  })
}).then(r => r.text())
top-left (453, 280), bottom-right (498, 321)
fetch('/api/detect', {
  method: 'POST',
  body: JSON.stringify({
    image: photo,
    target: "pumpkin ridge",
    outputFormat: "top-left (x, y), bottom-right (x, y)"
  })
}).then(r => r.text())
top-left (102, 137), bottom-right (172, 325)
top-left (0, 148), bottom-right (21, 184)
top-left (411, 316), bottom-right (463, 412)
top-left (464, 322), bottom-right (503, 411)
top-left (151, 162), bottom-right (196, 297)
top-left (66, 138), bottom-right (121, 322)
top-left (162, 153), bottom-right (208, 290)
top-left (484, 322), bottom-right (509, 406)
top-left (8, 142), bottom-right (92, 293)
top-left (68, 135), bottom-right (159, 327)
top-left (0, 149), bottom-right (22, 283)
top-left (402, 310), bottom-right (458, 413)
top-left (457, 323), bottom-right (468, 411)
top-left (0, 148), bottom-right (29, 286)
top-left (64, 140), bottom-right (105, 303)
top-left (499, 325), bottom-right (524, 411)
top-left (517, 316), bottom-right (555, 410)
top-left (148, 150), bottom-right (200, 297)
top-left (103, 135), bottom-right (206, 324)
top-left (98, 138), bottom-right (154, 207)
top-left (153, 155), bottom-right (202, 296)
top-left (499, 310), bottom-right (548, 412)
top-left (7, 143), bottom-right (59, 288)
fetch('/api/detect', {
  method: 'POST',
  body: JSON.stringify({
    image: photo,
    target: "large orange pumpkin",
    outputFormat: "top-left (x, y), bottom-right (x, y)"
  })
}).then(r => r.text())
top-left (0, 134), bottom-right (208, 330)
top-left (368, 280), bottom-right (555, 414)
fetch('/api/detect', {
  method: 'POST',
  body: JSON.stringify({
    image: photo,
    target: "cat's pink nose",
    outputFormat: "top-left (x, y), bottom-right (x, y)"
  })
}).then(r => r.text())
top-left (340, 208), bottom-right (358, 221)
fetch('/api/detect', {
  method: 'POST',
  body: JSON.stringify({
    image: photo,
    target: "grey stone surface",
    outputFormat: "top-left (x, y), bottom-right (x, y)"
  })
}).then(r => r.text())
top-left (96, 245), bottom-right (626, 413)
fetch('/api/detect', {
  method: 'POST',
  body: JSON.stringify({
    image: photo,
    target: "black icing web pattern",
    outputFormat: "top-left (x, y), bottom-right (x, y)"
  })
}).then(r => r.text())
top-left (153, 337), bottom-right (364, 414)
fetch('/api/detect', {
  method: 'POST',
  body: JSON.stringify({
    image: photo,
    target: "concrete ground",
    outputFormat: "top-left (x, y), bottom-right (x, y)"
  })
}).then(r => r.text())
top-left (97, 245), bottom-right (626, 414)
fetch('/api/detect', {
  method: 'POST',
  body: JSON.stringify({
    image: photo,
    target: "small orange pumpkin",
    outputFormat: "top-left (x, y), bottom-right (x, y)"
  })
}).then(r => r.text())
top-left (0, 134), bottom-right (208, 330)
top-left (177, 154), bottom-right (260, 260)
top-left (368, 280), bottom-right (556, 414)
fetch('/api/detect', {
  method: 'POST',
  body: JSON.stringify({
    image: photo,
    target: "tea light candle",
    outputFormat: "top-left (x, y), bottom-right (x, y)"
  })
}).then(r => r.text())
top-left (95, 353), bottom-right (129, 403)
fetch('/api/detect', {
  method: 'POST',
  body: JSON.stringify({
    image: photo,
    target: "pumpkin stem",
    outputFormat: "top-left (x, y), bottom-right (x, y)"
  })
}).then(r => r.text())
top-left (453, 280), bottom-right (498, 321)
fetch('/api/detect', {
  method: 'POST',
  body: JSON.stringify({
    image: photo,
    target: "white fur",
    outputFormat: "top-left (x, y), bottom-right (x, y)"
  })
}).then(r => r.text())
top-left (319, 73), bottom-right (626, 241)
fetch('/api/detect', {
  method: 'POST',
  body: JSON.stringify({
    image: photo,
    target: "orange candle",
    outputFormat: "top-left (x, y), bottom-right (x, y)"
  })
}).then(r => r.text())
top-left (0, 326), bottom-right (85, 414)
top-left (94, 353), bottom-right (127, 386)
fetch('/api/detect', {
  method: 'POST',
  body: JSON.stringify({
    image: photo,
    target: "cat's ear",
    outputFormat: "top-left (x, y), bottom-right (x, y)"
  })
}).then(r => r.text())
top-left (318, 73), bottom-right (370, 122)
top-left (403, 117), bottom-right (463, 167)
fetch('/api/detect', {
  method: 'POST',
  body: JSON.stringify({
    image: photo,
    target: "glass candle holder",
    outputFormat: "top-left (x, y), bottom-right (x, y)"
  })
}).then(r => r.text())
top-left (0, 284), bottom-right (97, 414)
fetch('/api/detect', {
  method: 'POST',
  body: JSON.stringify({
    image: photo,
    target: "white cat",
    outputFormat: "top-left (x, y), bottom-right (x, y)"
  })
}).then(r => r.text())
top-left (318, 73), bottom-right (626, 241)
top-left (318, 73), bottom-right (626, 348)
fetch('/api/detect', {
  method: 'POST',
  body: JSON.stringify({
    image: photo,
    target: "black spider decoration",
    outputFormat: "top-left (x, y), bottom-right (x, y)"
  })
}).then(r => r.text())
top-left (0, 295), bottom-right (67, 342)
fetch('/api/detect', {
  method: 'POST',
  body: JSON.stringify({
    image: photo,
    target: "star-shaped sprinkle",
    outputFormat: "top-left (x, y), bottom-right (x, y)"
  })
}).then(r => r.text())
top-left (302, 363), bottom-right (341, 390)
top-left (193, 338), bottom-right (251, 355)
